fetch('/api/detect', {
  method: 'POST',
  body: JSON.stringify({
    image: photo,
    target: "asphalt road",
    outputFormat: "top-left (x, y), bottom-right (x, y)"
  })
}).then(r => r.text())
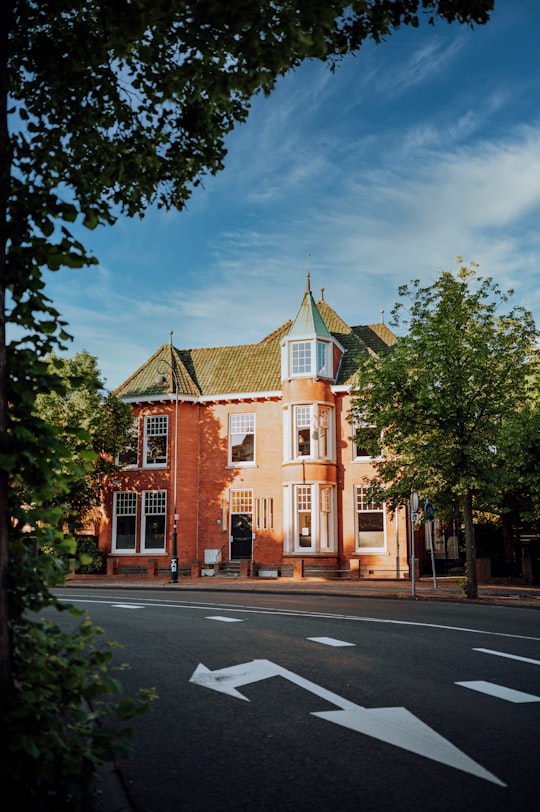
top-left (52, 589), bottom-right (540, 812)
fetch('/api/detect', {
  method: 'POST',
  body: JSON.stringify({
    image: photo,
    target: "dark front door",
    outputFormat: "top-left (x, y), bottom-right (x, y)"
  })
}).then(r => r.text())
top-left (231, 513), bottom-right (252, 559)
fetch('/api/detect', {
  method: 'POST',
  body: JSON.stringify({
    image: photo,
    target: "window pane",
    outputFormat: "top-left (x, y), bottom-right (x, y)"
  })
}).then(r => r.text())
top-left (116, 516), bottom-right (136, 550)
top-left (356, 486), bottom-right (385, 549)
top-left (230, 414), bottom-right (255, 463)
top-left (114, 492), bottom-right (136, 550)
top-left (296, 406), bottom-right (311, 457)
top-left (118, 419), bottom-right (139, 467)
top-left (317, 342), bottom-right (328, 375)
top-left (292, 342), bottom-right (311, 374)
top-left (358, 513), bottom-right (385, 548)
top-left (143, 491), bottom-right (166, 550)
top-left (144, 415), bottom-right (168, 465)
top-left (144, 516), bottom-right (166, 549)
top-left (296, 486), bottom-right (312, 548)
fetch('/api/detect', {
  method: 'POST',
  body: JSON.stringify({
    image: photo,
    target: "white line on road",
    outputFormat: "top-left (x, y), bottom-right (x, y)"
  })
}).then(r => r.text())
top-left (55, 594), bottom-right (540, 642)
top-left (456, 680), bottom-right (540, 703)
top-left (307, 637), bottom-right (355, 647)
top-left (473, 648), bottom-right (540, 666)
top-left (111, 604), bottom-right (145, 609)
top-left (206, 616), bottom-right (244, 623)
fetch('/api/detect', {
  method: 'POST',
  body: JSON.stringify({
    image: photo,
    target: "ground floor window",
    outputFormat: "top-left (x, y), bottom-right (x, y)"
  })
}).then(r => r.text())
top-left (112, 492), bottom-right (137, 552)
top-left (283, 483), bottom-right (336, 554)
top-left (355, 485), bottom-right (385, 552)
top-left (142, 490), bottom-right (166, 551)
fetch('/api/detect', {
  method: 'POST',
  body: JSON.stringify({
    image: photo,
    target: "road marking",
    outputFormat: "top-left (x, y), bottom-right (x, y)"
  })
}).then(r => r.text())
top-left (190, 659), bottom-right (505, 786)
top-left (456, 680), bottom-right (540, 704)
top-left (206, 616), bottom-right (244, 623)
top-left (111, 604), bottom-right (145, 609)
top-left (57, 594), bottom-right (540, 642)
top-left (473, 648), bottom-right (540, 666)
top-left (307, 637), bottom-right (355, 647)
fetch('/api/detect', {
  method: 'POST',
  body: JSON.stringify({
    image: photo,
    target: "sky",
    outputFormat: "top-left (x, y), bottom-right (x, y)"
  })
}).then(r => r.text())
top-left (41, 0), bottom-right (540, 391)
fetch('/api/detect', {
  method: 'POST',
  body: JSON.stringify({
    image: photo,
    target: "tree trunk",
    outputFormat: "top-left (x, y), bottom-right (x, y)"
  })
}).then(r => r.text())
top-left (461, 492), bottom-right (478, 599)
top-left (0, 0), bottom-right (12, 717)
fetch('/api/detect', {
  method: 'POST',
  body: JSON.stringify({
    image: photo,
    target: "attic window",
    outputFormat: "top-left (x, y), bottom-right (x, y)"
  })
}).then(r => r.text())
top-left (291, 341), bottom-right (312, 375)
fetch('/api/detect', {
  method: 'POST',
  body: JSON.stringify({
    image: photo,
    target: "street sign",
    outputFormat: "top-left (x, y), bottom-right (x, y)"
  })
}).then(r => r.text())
top-left (424, 500), bottom-right (435, 521)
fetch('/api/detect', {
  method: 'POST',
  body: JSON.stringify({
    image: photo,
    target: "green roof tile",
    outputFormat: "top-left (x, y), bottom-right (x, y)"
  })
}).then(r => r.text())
top-left (114, 297), bottom-right (396, 399)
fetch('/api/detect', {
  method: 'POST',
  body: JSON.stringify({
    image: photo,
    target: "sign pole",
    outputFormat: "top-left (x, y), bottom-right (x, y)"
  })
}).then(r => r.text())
top-left (410, 491), bottom-right (419, 598)
top-left (424, 500), bottom-right (437, 589)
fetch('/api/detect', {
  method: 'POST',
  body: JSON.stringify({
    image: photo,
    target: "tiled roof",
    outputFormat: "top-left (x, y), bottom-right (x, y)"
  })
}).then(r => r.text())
top-left (114, 298), bottom-right (396, 399)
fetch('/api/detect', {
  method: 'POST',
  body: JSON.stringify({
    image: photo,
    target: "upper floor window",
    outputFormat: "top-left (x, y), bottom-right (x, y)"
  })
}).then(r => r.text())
top-left (229, 413), bottom-right (255, 465)
top-left (143, 415), bottom-right (168, 467)
top-left (317, 341), bottom-right (330, 377)
top-left (117, 417), bottom-right (139, 468)
top-left (287, 403), bottom-right (334, 462)
top-left (291, 341), bottom-right (312, 375)
top-left (295, 406), bottom-right (312, 457)
top-left (352, 418), bottom-right (381, 460)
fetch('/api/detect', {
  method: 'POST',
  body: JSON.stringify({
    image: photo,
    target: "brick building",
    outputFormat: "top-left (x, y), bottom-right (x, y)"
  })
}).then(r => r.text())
top-left (98, 277), bottom-right (410, 580)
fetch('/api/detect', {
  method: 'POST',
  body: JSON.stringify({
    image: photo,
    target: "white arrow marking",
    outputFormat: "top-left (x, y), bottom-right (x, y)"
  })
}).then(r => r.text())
top-left (190, 659), bottom-right (505, 786)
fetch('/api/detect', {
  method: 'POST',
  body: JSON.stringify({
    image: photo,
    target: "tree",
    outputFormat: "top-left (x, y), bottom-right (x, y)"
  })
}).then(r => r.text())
top-left (0, 1), bottom-right (494, 803)
top-left (33, 350), bottom-right (133, 533)
top-left (351, 261), bottom-right (538, 599)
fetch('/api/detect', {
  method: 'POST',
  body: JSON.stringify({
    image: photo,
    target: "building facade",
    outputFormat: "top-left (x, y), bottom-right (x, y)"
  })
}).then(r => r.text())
top-left (98, 278), bottom-right (410, 579)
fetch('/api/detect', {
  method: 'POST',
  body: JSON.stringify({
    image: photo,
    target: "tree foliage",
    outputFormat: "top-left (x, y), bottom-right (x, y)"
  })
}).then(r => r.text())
top-left (33, 350), bottom-right (133, 533)
top-left (351, 261), bottom-right (538, 598)
top-left (0, 1), bottom-right (494, 805)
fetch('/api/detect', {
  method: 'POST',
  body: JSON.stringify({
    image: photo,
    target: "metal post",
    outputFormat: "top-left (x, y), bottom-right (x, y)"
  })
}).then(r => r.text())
top-left (410, 491), bottom-right (419, 598)
top-left (156, 357), bottom-right (179, 583)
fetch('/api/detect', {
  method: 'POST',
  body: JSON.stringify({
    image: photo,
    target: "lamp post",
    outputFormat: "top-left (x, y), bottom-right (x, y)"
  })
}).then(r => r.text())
top-left (155, 360), bottom-right (179, 583)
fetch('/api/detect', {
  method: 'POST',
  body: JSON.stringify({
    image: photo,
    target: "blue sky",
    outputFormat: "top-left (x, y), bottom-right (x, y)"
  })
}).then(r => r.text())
top-left (42, 0), bottom-right (540, 391)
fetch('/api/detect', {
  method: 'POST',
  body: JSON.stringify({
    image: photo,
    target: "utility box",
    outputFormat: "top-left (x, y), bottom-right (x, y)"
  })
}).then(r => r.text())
top-left (204, 549), bottom-right (221, 564)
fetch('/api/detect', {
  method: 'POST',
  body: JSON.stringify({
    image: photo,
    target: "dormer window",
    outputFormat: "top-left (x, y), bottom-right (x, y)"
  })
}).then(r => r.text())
top-left (291, 341), bottom-right (312, 375)
top-left (288, 339), bottom-right (332, 378)
top-left (317, 341), bottom-right (329, 377)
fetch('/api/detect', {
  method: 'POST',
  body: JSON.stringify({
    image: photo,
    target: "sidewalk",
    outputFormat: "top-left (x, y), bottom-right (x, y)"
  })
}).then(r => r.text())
top-left (63, 571), bottom-right (540, 606)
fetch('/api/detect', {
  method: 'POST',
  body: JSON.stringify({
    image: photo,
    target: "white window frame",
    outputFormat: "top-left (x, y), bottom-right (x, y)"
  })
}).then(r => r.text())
top-left (290, 341), bottom-right (312, 376)
top-left (355, 485), bottom-right (386, 553)
top-left (141, 490), bottom-right (167, 552)
top-left (228, 413), bottom-right (256, 466)
top-left (287, 403), bottom-right (335, 462)
top-left (112, 491), bottom-right (137, 553)
top-left (286, 483), bottom-right (336, 554)
top-left (143, 415), bottom-right (168, 468)
top-left (317, 340), bottom-right (330, 377)
top-left (352, 417), bottom-right (380, 461)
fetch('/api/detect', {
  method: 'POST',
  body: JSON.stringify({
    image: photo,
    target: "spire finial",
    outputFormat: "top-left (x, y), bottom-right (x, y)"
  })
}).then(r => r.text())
top-left (379, 310), bottom-right (385, 324)
top-left (305, 270), bottom-right (311, 293)
top-left (169, 330), bottom-right (173, 345)
top-left (320, 287), bottom-right (325, 302)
